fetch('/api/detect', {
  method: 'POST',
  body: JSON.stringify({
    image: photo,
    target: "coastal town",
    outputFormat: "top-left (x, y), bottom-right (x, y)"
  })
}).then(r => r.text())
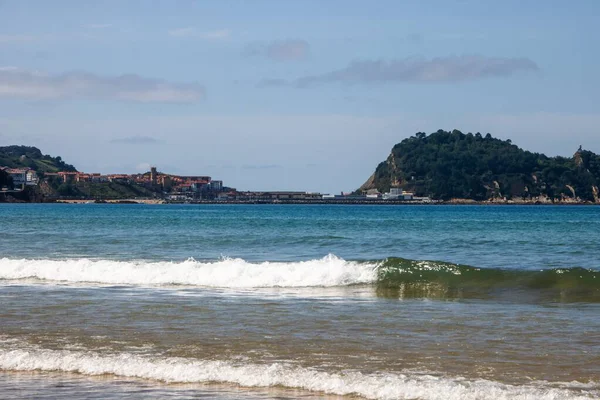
top-left (0, 165), bottom-right (433, 204)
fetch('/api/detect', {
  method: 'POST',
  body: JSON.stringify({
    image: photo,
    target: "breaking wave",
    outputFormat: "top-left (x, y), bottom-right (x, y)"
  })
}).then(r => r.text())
top-left (0, 345), bottom-right (596, 400)
top-left (0, 256), bottom-right (598, 300)
top-left (0, 255), bottom-right (377, 288)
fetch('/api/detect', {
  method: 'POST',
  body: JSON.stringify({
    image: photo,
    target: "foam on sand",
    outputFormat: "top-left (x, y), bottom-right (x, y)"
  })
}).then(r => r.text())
top-left (0, 345), bottom-right (596, 400)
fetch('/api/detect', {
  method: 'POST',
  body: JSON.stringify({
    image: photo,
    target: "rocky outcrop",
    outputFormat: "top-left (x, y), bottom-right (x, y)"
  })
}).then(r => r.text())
top-left (359, 172), bottom-right (377, 192)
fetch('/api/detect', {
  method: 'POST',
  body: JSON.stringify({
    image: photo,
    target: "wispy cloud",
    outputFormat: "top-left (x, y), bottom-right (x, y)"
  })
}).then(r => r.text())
top-left (245, 39), bottom-right (309, 62)
top-left (287, 55), bottom-right (539, 87)
top-left (168, 28), bottom-right (230, 40)
top-left (0, 67), bottom-right (205, 103)
top-left (110, 136), bottom-right (162, 145)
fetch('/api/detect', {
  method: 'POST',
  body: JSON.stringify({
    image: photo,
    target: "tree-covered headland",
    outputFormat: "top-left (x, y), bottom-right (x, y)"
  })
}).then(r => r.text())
top-left (359, 130), bottom-right (600, 202)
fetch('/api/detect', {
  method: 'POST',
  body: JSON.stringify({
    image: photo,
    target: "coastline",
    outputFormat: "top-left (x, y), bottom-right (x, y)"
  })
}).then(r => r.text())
top-left (8, 198), bottom-right (598, 205)
top-left (2, 189), bottom-right (598, 205)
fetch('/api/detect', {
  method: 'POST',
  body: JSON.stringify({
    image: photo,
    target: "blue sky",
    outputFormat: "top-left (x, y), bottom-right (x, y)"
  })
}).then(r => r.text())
top-left (0, 0), bottom-right (598, 193)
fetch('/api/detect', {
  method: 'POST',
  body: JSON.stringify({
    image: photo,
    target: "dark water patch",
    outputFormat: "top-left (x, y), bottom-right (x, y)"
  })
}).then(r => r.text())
top-left (375, 257), bottom-right (600, 302)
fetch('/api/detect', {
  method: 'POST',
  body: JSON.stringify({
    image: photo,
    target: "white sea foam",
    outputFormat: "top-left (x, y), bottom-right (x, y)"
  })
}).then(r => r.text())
top-left (0, 255), bottom-right (378, 288)
top-left (0, 346), bottom-right (595, 400)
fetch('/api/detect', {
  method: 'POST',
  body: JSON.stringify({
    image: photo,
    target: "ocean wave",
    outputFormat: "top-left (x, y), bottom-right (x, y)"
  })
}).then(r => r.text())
top-left (377, 258), bottom-right (600, 293)
top-left (0, 256), bottom-right (598, 297)
top-left (0, 346), bottom-right (596, 400)
top-left (0, 255), bottom-right (377, 288)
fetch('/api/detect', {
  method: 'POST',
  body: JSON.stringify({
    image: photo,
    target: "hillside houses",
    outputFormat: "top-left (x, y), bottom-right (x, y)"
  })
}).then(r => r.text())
top-left (0, 167), bottom-right (39, 188)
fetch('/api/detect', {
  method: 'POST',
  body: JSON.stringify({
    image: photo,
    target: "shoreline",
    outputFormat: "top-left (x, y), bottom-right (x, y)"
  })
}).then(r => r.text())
top-left (4, 198), bottom-right (598, 205)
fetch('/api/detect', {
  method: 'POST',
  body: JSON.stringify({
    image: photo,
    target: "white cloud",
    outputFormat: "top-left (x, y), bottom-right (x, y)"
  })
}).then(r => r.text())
top-left (0, 67), bottom-right (205, 103)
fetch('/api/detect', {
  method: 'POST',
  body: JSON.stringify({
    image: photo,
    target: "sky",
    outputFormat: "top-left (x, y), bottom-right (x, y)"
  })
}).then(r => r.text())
top-left (0, 0), bottom-right (598, 193)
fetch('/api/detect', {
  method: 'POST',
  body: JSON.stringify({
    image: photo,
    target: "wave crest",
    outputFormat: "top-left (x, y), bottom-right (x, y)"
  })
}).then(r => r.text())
top-left (0, 255), bottom-right (377, 288)
top-left (1, 256), bottom-right (598, 300)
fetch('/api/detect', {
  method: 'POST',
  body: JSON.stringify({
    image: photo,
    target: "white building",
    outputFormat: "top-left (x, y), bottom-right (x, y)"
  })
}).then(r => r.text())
top-left (26, 170), bottom-right (39, 185)
top-left (383, 188), bottom-right (415, 200)
top-left (0, 167), bottom-right (40, 188)
top-left (383, 187), bottom-right (403, 200)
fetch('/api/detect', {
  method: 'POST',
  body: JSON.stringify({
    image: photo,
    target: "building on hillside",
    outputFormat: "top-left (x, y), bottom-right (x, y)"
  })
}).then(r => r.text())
top-left (4, 168), bottom-right (27, 187)
top-left (383, 187), bottom-right (403, 200)
top-left (159, 175), bottom-right (172, 191)
top-left (150, 167), bottom-right (158, 185)
top-left (107, 175), bottom-right (130, 183)
top-left (210, 180), bottom-right (223, 191)
top-left (58, 171), bottom-right (79, 183)
top-left (174, 184), bottom-right (192, 193)
top-left (76, 174), bottom-right (91, 182)
top-left (90, 173), bottom-right (104, 183)
top-left (191, 181), bottom-right (209, 192)
top-left (1, 168), bottom-right (39, 187)
top-left (25, 170), bottom-right (39, 185)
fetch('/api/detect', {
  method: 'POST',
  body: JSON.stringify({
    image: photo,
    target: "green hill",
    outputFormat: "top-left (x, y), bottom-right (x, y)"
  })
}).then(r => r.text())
top-left (0, 145), bottom-right (77, 173)
top-left (0, 145), bottom-right (161, 201)
top-left (359, 130), bottom-right (600, 202)
top-left (46, 181), bottom-right (160, 200)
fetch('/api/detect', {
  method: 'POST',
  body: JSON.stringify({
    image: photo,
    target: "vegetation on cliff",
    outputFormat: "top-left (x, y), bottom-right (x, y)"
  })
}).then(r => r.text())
top-left (45, 181), bottom-right (159, 200)
top-left (360, 129), bottom-right (600, 202)
top-left (0, 145), bottom-right (77, 173)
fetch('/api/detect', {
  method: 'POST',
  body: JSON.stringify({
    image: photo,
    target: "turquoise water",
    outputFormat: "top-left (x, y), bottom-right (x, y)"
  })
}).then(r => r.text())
top-left (3, 204), bottom-right (599, 268)
top-left (1, 204), bottom-right (599, 399)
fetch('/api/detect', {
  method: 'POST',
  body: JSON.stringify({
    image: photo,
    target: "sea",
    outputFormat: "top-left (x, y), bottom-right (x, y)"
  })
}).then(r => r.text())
top-left (0, 203), bottom-right (599, 400)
